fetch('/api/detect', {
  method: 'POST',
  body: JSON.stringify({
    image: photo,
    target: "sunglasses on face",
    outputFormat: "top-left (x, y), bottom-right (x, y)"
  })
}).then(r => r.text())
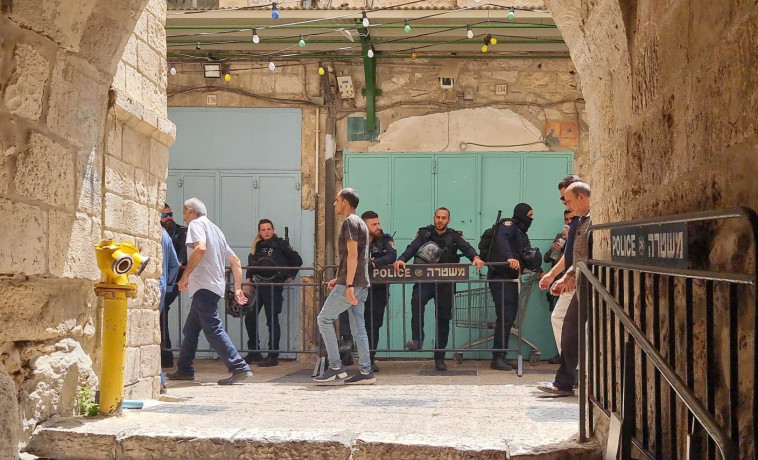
top-left (560, 196), bottom-right (566, 203)
top-left (161, 212), bottom-right (173, 218)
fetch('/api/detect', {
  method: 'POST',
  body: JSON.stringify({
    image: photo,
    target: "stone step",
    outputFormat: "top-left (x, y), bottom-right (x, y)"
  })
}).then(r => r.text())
top-left (27, 360), bottom-right (601, 459)
top-left (30, 424), bottom-right (601, 459)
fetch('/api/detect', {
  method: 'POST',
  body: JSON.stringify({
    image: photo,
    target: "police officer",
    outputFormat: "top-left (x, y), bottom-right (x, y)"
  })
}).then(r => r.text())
top-left (393, 207), bottom-right (485, 371)
top-left (488, 203), bottom-right (536, 371)
top-left (243, 219), bottom-right (303, 367)
top-left (160, 203), bottom-right (187, 369)
top-left (338, 211), bottom-right (397, 372)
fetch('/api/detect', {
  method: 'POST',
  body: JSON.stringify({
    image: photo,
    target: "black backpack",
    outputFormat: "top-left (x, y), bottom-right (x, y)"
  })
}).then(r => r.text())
top-left (478, 211), bottom-right (506, 263)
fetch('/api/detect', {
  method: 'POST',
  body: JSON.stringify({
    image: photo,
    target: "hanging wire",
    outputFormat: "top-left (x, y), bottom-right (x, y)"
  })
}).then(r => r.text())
top-left (166, 2), bottom-right (563, 63)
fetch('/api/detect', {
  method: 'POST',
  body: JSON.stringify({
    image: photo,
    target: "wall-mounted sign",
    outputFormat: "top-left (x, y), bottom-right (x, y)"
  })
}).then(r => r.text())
top-left (610, 223), bottom-right (688, 268)
top-left (371, 264), bottom-right (469, 283)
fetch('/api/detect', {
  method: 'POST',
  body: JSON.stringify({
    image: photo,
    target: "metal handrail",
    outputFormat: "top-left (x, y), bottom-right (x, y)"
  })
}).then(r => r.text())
top-left (576, 261), bottom-right (738, 460)
top-left (588, 207), bottom-right (755, 231)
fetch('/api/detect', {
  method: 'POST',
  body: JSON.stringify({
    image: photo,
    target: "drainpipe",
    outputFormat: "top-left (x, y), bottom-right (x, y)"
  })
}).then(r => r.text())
top-left (358, 28), bottom-right (379, 133)
top-left (324, 107), bottom-right (337, 278)
top-left (94, 240), bottom-right (149, 414)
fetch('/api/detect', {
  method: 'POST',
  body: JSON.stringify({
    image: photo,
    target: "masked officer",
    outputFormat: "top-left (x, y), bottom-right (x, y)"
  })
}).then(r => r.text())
top-left (488, 203), bottom-right (538, 371)
top-left (393, 207), bottom-right (485, 371)
top-left (338, 211), bottom-right (397, 372)
top-left (160, 203), bottom-right (187, 368)
top-left (243, 219), bottom-right (303, 367)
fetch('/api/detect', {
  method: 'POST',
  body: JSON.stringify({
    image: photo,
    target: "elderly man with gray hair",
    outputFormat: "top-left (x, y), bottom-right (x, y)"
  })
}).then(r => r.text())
top-left (538, 181), bottom-right (591, 396)
top-left (167, 197), bottom-right (253, 385)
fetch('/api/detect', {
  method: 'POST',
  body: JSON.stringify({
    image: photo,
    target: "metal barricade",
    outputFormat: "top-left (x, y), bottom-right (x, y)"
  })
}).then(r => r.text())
top-left (452, 271), bottom-right (542, 369)
top-left (313, 262), bottom-right (541, 377)
top-left (165, 266), bottom-right (321, 359)
top-left (577, 208), bottom-right (757, 459)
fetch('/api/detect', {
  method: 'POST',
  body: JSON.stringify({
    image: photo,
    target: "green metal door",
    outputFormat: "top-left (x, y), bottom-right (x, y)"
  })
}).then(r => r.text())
top-left (343, 151), bottom-right (573, 362)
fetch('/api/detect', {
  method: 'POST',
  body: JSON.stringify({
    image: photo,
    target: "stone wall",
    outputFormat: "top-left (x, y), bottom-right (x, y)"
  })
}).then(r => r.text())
top-left (0, 0), bottom-right (172, 455)
top-left (544, 0), bottom-right (757, 457)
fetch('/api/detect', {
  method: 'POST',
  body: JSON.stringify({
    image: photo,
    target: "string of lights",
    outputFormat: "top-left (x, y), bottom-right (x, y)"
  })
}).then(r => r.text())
top-left (166, 2), bottom-right (565, 78)
top-left (166, 2), bottom-right (551, 41)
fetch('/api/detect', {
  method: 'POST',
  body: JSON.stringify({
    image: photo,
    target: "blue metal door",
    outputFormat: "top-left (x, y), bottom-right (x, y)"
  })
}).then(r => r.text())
top-left (165, 107), bottom-right (311, 358)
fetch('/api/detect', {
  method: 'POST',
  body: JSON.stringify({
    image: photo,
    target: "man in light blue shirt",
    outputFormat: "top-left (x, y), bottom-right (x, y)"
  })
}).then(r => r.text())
top-left (159, 229), bottom-right (178, 393)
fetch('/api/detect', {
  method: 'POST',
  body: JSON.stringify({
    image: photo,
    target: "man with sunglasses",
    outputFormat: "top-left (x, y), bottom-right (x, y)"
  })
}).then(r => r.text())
top-left (160, 203), bottom-right (187, 368)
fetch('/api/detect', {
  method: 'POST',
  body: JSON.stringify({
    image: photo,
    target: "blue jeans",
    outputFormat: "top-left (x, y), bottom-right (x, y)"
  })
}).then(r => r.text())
top-left (317, 285), bottom-right (370, 373)
top-left (177, 289), bottom-right (250, 375)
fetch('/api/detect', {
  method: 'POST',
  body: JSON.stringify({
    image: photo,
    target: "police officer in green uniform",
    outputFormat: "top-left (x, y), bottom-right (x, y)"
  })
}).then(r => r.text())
top-left (338, 211), bottom-right (397, 372)
top-left (243, 219), bottom-right (303, 367)
top-left (393, 207), bottom-right (485, 371)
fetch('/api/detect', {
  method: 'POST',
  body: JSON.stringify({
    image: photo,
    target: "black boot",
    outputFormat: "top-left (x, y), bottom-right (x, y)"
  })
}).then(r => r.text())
top-left (244, 352), bottom-right (264, 364)
top-left (258, 356), bottom-right (278, 367)
top-left (490, 354), bottom-right (512, 371)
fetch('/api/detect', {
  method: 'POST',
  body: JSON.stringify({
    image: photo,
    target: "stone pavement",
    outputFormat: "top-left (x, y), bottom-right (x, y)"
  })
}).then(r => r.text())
top-left (28, 359), bottom-right (600, 459)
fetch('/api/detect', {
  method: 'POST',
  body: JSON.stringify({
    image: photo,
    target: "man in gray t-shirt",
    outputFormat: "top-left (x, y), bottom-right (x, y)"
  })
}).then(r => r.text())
top-left (314, 188), bottom-right (376, 385)
top-left (336, 213), bottom-right (370, 289)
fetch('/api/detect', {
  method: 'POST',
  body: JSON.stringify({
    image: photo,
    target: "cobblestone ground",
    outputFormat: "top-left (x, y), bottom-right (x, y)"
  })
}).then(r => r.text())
top-left (29, 359), bottom-right (600, 459)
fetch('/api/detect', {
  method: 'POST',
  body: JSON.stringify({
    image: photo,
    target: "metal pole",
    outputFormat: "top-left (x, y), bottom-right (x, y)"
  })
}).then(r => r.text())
top-left (99, 291), bottom-right (129, 414)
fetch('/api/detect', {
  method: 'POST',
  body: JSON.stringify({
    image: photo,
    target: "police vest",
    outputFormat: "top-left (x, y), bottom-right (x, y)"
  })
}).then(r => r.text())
top-left (250, 238), bottom-right (290, 281)
top-left (418, 226), bottom-right (462, 263)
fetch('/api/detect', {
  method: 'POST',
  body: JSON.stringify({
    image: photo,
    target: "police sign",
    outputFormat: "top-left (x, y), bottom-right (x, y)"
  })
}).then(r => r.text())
top-left (610, 223), bottom-right (688, 268)
top-left (371, 264), bottom-right (469, 283)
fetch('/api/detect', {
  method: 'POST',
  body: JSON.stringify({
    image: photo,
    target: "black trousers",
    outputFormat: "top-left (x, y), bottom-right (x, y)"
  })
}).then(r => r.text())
top-left (338, 287), bottom-right (389, 359)
top-left (410, 283), bottom-right (454, 359)
top-left (161, 284), bottom-right (181, 349)
top-left (244, 285), bottom-right (284, 358)
top-left (487, 272), bottom-right (519, 358)
top-left (554, 293), bottom-right (580, 390)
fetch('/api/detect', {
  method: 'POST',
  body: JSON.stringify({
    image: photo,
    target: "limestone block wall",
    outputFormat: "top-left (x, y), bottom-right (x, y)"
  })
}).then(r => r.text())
top-left (543, 0), bottom-right (757, 457)
top-left (106, 0), bottom-right (175, 402)
top-left (0, 0), bottom-right (172, 454)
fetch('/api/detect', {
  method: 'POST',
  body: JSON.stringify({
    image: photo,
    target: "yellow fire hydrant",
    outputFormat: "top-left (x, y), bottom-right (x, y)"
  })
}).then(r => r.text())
top-left (94, 240), bottom-right (149, 414)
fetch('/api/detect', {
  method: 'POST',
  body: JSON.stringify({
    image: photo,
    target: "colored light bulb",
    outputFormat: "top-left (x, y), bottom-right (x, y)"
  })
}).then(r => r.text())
top-left (299, 35), bottom-right (306, 48)
top-left (490, 37), bottom-right (498, 45)
top-left (318, 66), bottom-right (325, 76)
top-left (224, 72), bottom-right (231, 82)
top-left (404, 19), bottom-right (411, 33)
top-left (169, 65), bottom-right (176, 76)
top-left (481, 44), bottom-right (488, 53)
top-left (362, 11), bottom-right (370, 27)
top-left (507, 6), bottom-right (515, 20)
top-left (410, 49), bottom-right (417, 60)
top-left (367, 45), bottom-right (375, 58)
top-left (271, 3), bottom-right (279, 19)
top-left (268, 59), bottom-right (276, 71)
top-left (252, 28), bottom-right (260, 44)
top-left (466, 25), bottom-right (474, 39)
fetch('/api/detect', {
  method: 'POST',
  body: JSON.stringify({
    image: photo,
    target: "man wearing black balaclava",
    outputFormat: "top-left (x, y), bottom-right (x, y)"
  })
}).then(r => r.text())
top-left (486, 203), bottom-right (535, 371)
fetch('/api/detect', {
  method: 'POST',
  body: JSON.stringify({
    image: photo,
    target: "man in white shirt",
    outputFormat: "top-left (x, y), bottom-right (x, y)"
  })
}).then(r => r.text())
top-left (167, 198), bottom-right (252, 385)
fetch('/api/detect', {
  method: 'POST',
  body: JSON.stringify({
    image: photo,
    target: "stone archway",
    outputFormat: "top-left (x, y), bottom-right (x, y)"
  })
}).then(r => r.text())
top-left (544, 0), bottom-right (758, 221)
top-left (1, 0), bottom-right (154, 454)
top-left (543, 1), bottom-right (757, 456)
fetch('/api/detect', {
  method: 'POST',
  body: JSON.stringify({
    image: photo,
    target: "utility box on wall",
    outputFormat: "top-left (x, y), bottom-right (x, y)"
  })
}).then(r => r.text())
top-left (438, 61), bottom-right (461, 89)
